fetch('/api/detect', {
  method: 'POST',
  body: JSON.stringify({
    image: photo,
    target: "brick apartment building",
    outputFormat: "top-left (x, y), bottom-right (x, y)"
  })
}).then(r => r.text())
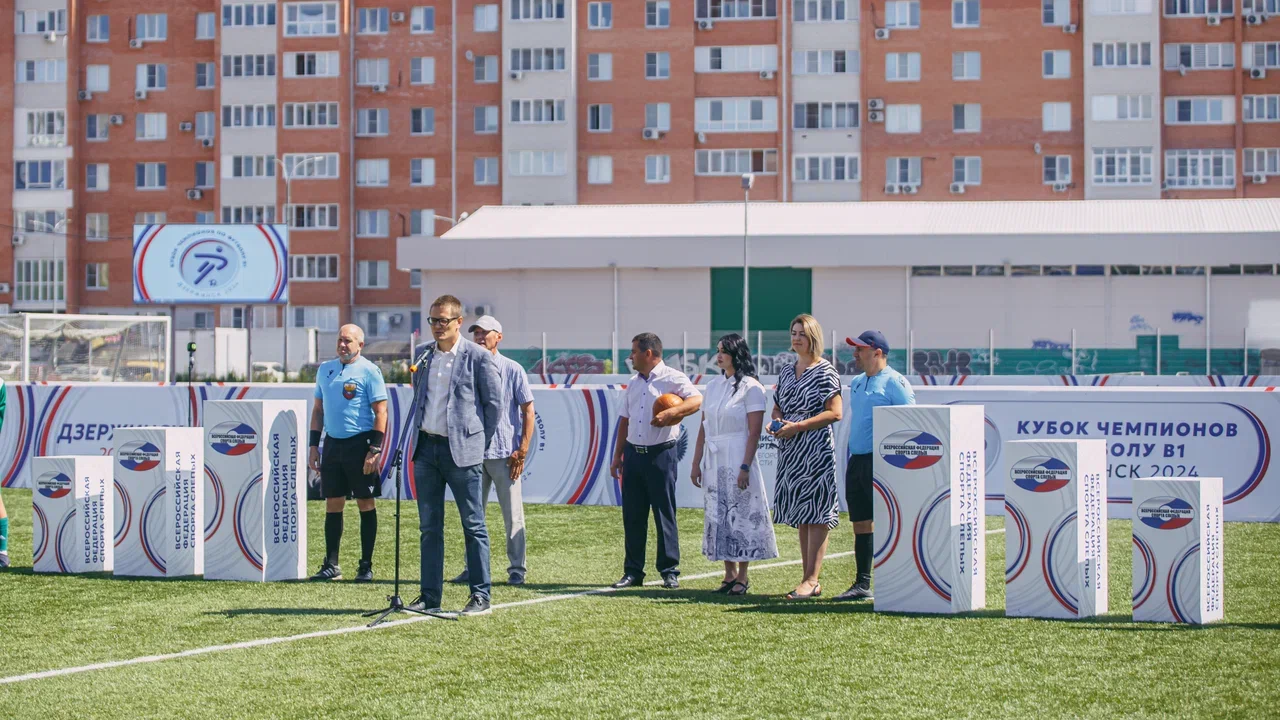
top-left (4, 0), bottom-right (1279, 335)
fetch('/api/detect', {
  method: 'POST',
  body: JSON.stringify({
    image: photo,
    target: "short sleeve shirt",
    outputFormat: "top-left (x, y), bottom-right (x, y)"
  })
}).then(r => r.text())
top-left (620, 361), bottom-right (701, 446)
top-left (313, 355), bottom-right (388, 439)
top-left (486, 351), bottom-right (535, 460)
top-left (846, 366), bottom-right (915, 456)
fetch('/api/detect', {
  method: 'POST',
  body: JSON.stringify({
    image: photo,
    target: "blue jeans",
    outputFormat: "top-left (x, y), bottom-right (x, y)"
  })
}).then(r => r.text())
top-left (414, 434), bottom-right (490, 602)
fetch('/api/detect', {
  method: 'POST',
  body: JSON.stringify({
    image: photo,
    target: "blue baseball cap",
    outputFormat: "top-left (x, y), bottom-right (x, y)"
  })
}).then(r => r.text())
top-left (846, 330), bottom-right (890, 354)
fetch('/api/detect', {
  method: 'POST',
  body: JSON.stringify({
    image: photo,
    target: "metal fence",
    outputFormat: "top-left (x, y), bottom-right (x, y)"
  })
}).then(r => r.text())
top-left (0, 314), bottom-right (171, 382)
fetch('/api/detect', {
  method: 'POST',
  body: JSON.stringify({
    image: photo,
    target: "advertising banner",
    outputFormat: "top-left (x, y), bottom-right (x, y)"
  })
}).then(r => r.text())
top-left (1132, 477), bottom-right (1224, 624)
top-left (31, 456), bottom-right (113, 574)
top-left (112, 428), bottom-right (204, 578)
top-left (133, 224), bottom-right (289, 304)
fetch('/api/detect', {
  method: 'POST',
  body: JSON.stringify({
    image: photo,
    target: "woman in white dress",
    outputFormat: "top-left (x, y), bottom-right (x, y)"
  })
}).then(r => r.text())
top-left (689, 333), bottom-right (778, 596)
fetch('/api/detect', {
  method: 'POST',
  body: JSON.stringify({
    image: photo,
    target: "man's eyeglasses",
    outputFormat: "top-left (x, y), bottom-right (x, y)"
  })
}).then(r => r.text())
top-left (427, 316), bottom-right (460, 327)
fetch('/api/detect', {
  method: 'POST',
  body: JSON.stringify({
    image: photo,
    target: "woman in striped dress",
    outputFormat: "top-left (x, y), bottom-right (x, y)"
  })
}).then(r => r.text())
top-left (768, 314), bottom-right (843, 600)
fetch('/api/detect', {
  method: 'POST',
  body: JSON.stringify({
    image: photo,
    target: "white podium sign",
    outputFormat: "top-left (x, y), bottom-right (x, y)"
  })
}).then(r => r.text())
top-left (31, 456), bottom-right (114, 573)
top-left (203, 400), bottom-right (307, 581)
top-left (873, 404), bottom-right (985, 614)
top-left (1004, 439), bottom-right (1108, 619)
top-left (112, 428), bottom-right (204, 577)
top-left (1132, 477), bottom-right (1224, 624)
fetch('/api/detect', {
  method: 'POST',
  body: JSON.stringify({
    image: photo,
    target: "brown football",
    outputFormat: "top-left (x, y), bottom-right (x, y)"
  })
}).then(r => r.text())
top-left (652, 393), bottom-right (683, 417)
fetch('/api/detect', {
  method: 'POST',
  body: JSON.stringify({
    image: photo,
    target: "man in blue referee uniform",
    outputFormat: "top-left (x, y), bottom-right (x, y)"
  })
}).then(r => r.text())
top-left (308, 324), bottom-right (389, 583)
top-left (835, 330), bottom-right (915, 601)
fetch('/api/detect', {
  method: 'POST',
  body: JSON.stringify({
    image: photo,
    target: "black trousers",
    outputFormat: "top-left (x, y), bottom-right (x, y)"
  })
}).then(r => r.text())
top-left (621, 442), bottom-right (680, 579)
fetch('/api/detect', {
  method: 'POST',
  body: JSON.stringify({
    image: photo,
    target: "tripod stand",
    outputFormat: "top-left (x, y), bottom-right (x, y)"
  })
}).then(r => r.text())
top-left (364, 446), bottom-right (458, 625)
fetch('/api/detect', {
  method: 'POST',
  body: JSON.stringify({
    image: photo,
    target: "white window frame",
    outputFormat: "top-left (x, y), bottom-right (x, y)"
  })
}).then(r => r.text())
top-left (475, 157), bottom-right (500, 185)
top-left (286, 204), bottom-right (341, 230)
top-left (86, 65), bottom-right (110, 92)
top-left (1043, 155), bottom-right (1072, 184)
top-left (284, 2), bottom-right (340, 37)
top-left (646, 103), bottom-right (672, 131)
top-left (1092, 41), bottom-right (1153, 68)
top-left (474, 106), bottom-right (499, 133)
top-left (696, 97), bottom-right (777, 132)
top-left (1162, 0), bottom-right (1228, 15)
top-left (356, 261), bottom-right (390, 289)
top-left (952, 0), bottom-right (980, 27)
top-left (1164, 96), bottom-right (1234, 125)
top-left (510, 99), bottom-right (567, 124)
top-left (885, 104), bottom-right (922, 133)
top-left (290, 255), bottom-right (340, 282)
top-left (793, 101), bottom-right (860, 130)
top-left (886, 157), bottom-right (922, 185)
top-left (86, 164), bottom-right (108, 192)
top-left (953, 51), bottom-right (980, 80)
top-left (1164, 149), bottom-right (1236, 188)
top-left (87, 14), bottom-right (109, 42)
top-left (411, 158), bottom-right (437, 186)
top-left (137, 63), bottom-right (168, 90)
top-left (195, 161), bottom-right (216, 189)
top-left (284, 153), bottom-right (339, 179)
top-left (283, 102), bottom-right (341, 129)
top-left (793, 0), bottom-right (853, 22)
top-left (588, 156), bottom-right (614, 184)
top-left (474, 4), bottom-right (500, 31)
top-left (1043, 102), bottom-right (1072, 131)
top-left (85, 263), bottom-right (109, 291)
top-left (953, 103), bottom-right (981, 133)
top-left (410, 212), bottom-right (436, 236)
top-left (647, 0), bottom-right (672, 26)
top-left (697, 149), bottom-right (779, 175)
top-left (1243, 42), bottom-right (1280, 69)
top-left (696, 0), bottom-right (780, 19)
top-left (886, 52), bottom-right (921, 81)
top-left (645, 155), bottom-right (671, 183)
top-left (357, 210), bottom-right (390, 238)
top-left (511, 0), bottom-right (566, 21)
top-left (411, 57), bottom-right (436, 85)
top-left (884, 0), bottom-right (920, 27)
top-left (1243, 147), bottom-right (1280, 176)
top-left (588, 53), bottom-right (613, 80)
top-left (86, 214), bottom-right (109, 241)
top-left (790, 49), bottom-right (854, 75)
top-left (197, 12), bottom-right (217, 39)
top-left (135, 13), bottom-right (167, 41)
top-left (1091, 94), bottom-right (1154, 121)
top-left (1244, 94), bottom-right (1280, 122)
top-left (357, 58), bottom-right (390, 86)
top-left (135, 162), bottom-right (167, 190)
top-left (508, 150), bottom-right (567, 177)
top-left (196, 62), bottom-right (217, 89)
top-left (646, 52), bottom-right (671, 79)
top-left (1091, 147), bottom-right (1154, 185)
top-left (357, 108), bottom-right (390, 136)
top-left (475, 56), bottom-right (499, 83)
top-left (953, 156), bottom-right (982, 184)
top-left (587, 104), bottom-right (613, 132)
top-left (1164, 43), bottom-right (1235, 71)
top-left (222, 104), bottom-right (277, 129)
top-left (1043, 50), bottom-right (1071, 78)
top-left (285, 51), bottom-right (341, 78)
top-left (412, 108), bottom-right (436, 135)
top-left (136, 113), bottom-right (168, 141)
top-left (1092, 0), bottom-right (1153, 13)
top-left (588, 2), bottom-right (613, 28)
top-left (510, 48), bottom-right (568, 72)
top-left (356, 159), bottom-right (389, 187)
top-left (358, 7), bottom-right (390, 34)
top-left (86, 114), bottom-right (109, 142)
top-left (1042, 0), bottom-right (1070, 25)
top-left (222, 3), bottom-right (277, 27)
top-left (792, 154), bottom-right (858, 182)
top-left (412, 6), bottom-right (436, 32)
top-left (16, 60), bottom-right (67, 84)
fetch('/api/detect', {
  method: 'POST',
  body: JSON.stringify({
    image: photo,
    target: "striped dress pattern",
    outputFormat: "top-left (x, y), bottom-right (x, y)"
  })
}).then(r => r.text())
top-left (771, 359), bottom-right (841, 529)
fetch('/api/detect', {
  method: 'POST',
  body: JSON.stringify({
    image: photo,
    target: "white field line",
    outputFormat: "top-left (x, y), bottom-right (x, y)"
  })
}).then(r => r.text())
top-left (0, 551), bottom-right (854, 686)
top-left (986, 528), bottom-right (1006, 535)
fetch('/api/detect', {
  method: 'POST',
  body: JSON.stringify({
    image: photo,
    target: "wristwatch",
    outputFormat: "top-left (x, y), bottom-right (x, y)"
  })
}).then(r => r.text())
top-left (368, 446), bottom-right (383, 455)
top-left (739, 464), bottom-right (750, 472)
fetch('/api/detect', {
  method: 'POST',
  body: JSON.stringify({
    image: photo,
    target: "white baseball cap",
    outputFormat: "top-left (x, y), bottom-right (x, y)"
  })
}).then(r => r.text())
top-left (468, 315), bottom-right (503, 334)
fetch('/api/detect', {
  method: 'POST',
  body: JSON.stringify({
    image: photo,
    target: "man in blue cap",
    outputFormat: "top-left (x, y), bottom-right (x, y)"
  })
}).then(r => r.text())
top-left (835, 330), bottom-right (914, 601)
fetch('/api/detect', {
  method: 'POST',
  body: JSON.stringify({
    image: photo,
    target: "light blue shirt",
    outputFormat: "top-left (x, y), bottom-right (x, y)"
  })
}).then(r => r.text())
top-left (313, 355), bottom-right (388, 439)
top-left (847, 366), bottom-right (915, 456)
top-left (485, 351), bottom-right (534, 460)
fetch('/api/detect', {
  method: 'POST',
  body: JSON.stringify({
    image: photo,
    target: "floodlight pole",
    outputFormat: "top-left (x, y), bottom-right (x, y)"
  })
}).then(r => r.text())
top-left (741, 173), bottom-right (754, 338)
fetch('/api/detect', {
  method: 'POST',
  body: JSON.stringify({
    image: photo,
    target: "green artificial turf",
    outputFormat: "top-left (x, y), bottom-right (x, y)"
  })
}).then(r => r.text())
top-left (0, 488), bottom-right (1276, 718)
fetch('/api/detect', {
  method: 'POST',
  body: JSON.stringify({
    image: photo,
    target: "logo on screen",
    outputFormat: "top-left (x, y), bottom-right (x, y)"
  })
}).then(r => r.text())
top-left (878, 430), bottom-right (944, 469)
top-left (1138, 496), bottom-right (1195, 530)
top-left (1010, 456), bottom-right (1072, 492)
top-left (118, 441), bottom-right (163, 472)
top-left (36, 471), bottom-right (72, 499)
top-left (210, 422), bottom-right (258, 456)
top-left (179, 239), bottom-right (241, 289)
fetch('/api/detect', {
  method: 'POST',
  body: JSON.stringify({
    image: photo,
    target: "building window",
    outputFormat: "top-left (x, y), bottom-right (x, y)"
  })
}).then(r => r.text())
top-left (695, 0), bottom-right (780, 19)
top-left (1043, 0), bottom-right (1070, 24)
top-left (647, 1), bottom-right (672, 26)
top-left (86, 65), bottom-right (110, 92)
top-left (357, 108), bottom-right (390, 136)
top-left (196, 63), bottom-right (216, 89)
top-left (286, 52), bottom-right (341, 78)
top-left (1164, 149), bottom-right (1235, 188)
top-left (475, 56), bottom-right (499, 83)
top-left (886, 52), bottom-right (921, 81)
top-left (357, 159), bottom-right (389, 187)
top-left (588, 53), bottom-right (613, 80)
top-left (953, 104), bottom-right (981, 132)
top-left (645, 155), bottom-right (671, 183)
top-left (407, 6), bottom-right (435, 32)
top-left (588, 156), bottom-right (614, 184)
top-left (1164, 43), bottom-right (1235, 71)
top-left (86, 214), bottom-right (109, 241)
top-left (136, 13), bottom-right (167, 41)
top-left (696, 98), bottom-right (777, 132)
top-left (1162, 0), bottom-right (1227, 14)
top-left (284, 3), bottom-right (340, 36)
top-left (358, 7), bottom-right (389, 33)
top-left (1244, 147), bottom-right (1280, 175)
top-left (1092, 41), bottom-right (1153, 67)
top-left (475, 157), bottom-right (500, 185)
top-left (1094, 0), bottom-right (1154, 12)
top-left (86, 164), bottom-right (108, 191)
top-left (953, 156), bottom-right (982, 184)
top-left (410, 211), bottom-right (436, 236)
top-left (794, 0), bottom-right (852, 21)
top-left (412, 108), bottom-right (436, 135)
top-left (411, 159), bottom-right (436, 186)
top-left (87, 15), bottom-right (109, 42)
top-left (135, 163), bottom-right (167, 190)
top-left (197, 12), bottom-right (217, 39)
top-left (474, 106), bottom-right (499, 133)
top-left (793, 154), bottom-right (858, 182)
top-left (1092, 147), bottom-right (1154, 185)
top-left (1242, 95), bottom-right (1280, 122)
top-left (646, 52), bottom-right (671, 79)
top-left (15, 210), bottom-right (66, 234)
top-left (15, 161), bottom-right (65, 190)
top-left (1043, 50), bottom-right (1071, 78)
top-left (223, 3), bottom-right (278, 27)
top-left (283, 102), bottom-right (341, 128)
top-left (228, 155), bottom-right (276, 178)
top-left (792, 49), bottom-right (854, 75)
top-left (508, 151), bottom-right (567, 176)
top-left (357, 261), bottom-right (390, 289)
top-left (886, 157), bottom-right (922, 185)
top-left (136, 113), bottom-right (168, 141)
top-left (953, 51), bottom-right (980, 80)
top-left (222, 54), bottom-right (277, 78)
top-left (589, 2), bottom-right (613, 27)
top-left (646, 103), bottom-right (672, 131)
top-left (588, 104), bottom-right (613, 131)
top-left (793, 102), bottom-right (860, 129)
top-left (137, 64), bottom-right (168, 90)
top-left (1043, 155), bottom-right (1071, 183)
top-left (222, 104), bottom-right (277, 128)
top-left (1092, 94), bottom-right (1153, 121)
top-left (15, 260), bottom-right (65, 306)
top-left (512, 0), bottom-right (566, 20)
top-left (475, 5), bottom-right (500, 30)
top-left (356, 59), bottom-right (389, 86)
top-left (511, 48), bottom-right (568, 72)
top-left (284, 153), bottom-right (338, 178)
top-left (884, 0), bottom-right (920, 27)
top-left (291, 306), bottom-right (340, 329)
top-left (885, 104), bottom-right (922, 133)
top-left (195, 162), bottom-right (216, 188)
top-left (86, 264), bottom-right (109, 291)
top-left (1164, 97), bottom-right (1233, 125)
top-left (290, 255), bottom-right (340, 281)
top-left (511, 99), bottom-right (567, 123)
top-left (86, 114), bottom-right (109, 142)
top-left (411, 57), bottom-right (436, 84)
top-left (222, 206), bottom-right (275, 223)
top-left (953, 0), bottom-right (980, 26)
top-left (287, 204), bottom-right (341, 229)
top-left (16, 60), bottom-right (67, 84)
top-left (357, 210), bottom-right (390, 237)
top-left (25, 111), bottom-right (66, 145)
top-left (699, 149), bottom-right (779, 175)
top-left (1043, 102), bottom-right (1071, 131)
top-left (1243, 41), bottom-right (1280, 69)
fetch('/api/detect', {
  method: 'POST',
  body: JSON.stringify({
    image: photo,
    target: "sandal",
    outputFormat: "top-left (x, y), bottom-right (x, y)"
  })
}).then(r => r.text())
top-left (728, 581), bottom-right (749, 596)
top-left (713, 580), bottom-right (735, 594)
top-left (785, 583), bottom-right (821, 600)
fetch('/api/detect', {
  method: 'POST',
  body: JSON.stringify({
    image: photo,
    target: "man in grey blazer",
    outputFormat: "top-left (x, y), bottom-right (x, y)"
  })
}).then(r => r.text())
top-left (406, 294), bottom-right (502, 616)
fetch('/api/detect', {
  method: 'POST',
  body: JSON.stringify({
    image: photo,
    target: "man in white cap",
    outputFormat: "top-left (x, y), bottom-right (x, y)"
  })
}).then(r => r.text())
top-left (448, 314), bottom-right (535, 585)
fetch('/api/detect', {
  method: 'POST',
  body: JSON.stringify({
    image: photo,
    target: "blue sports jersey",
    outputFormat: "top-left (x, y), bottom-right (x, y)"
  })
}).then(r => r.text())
top-left (313, 355), bottom-right (388, 439)
top-left (847, 366), bottom-right (915, 456)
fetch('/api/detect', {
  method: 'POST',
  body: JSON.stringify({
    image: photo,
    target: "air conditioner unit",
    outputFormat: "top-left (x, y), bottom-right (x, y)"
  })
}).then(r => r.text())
top-left (759, 70), bottom-right (774, 79)
top-left (45, 31), bottom-right (58, 43)
top-left (1052, 183), bottom-right (1069, 192)
top-left (1207, 14), bottom-right (1222, 25)
top-left (134, 89), bottom-right (148, 100)
top-left (902, 184), bottom-right (919, 195)
top-left (949, 182), bottom-right (965, 194)
top-left (884, 184), bottom-right (900, 195)
top-left (1251, 67), bottom-right (1267, 79)
top-left (391, 11), bottom-right (406, 22)
top-left (201, 137), bottom-right (214, 148)
top-left (77, 90), bottom-right (92, 101)
top-left (867, 98), bottom-right (884, 110)
top-left (109, 114), bottom-right (124, 125)
top-left (186, 189), bottom-right (203, 200)
top-left (697, 19), bottom-right (714, 30)
top-left (1247, 13), bottom-right (1265, 24)
top-left (509, 71), bottom-right (523, 80)
top-left (1252, 173), bottom-right (1268, 184)
top-left (1063, 23), bottom-right (1077, 34)
top-left (11, 235), bottom-right (25, 247)
top-left (390, 313), bottom-right (404, 326)
top-left (0, 283), bottom-right (10, 294)
top-left (874, 27), bottom-right (890, 40)
top-left (868, 110), bottom-right (884, 123)
top-left (372, 84), bottom-right (388, 93)
top-left (179, 121), bottom-right (193, 132)
top-left (129, 38), bottom-right (144, 49)
top-left (642, 127), bottom-right (661, 140)
top-left (474, 304), bottom-right (493, 317)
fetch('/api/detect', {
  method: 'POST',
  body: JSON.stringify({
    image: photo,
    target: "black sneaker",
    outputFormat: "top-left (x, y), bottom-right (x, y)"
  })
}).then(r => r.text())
top-left (834, 581), bottom-right (873, 602)
top-left (460, 593), bottom-right (492, 616)
top-left (354, 561), bottom-right (374, 583)
top-left (662, 574), bottom-right (680, 589)
top-left (309, 562), bottom-right (342, 581)
top-left (406, 595), bottom-right (441, 613)
top-left (0, 552), bottom-right (8, 569)
top-left (447, 570), bottom-right (469, 584)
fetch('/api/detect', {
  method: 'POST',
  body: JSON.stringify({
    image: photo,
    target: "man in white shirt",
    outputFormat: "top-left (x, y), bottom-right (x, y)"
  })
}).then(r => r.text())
top-left (608, 333), bottom-right (702, 589)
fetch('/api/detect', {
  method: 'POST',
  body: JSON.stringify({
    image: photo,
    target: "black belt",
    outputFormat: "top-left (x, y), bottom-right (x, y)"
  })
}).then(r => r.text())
top-left (628, 440), bottom-right (677, 455)
top-left (418, 430), bottom-right (449, 443)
